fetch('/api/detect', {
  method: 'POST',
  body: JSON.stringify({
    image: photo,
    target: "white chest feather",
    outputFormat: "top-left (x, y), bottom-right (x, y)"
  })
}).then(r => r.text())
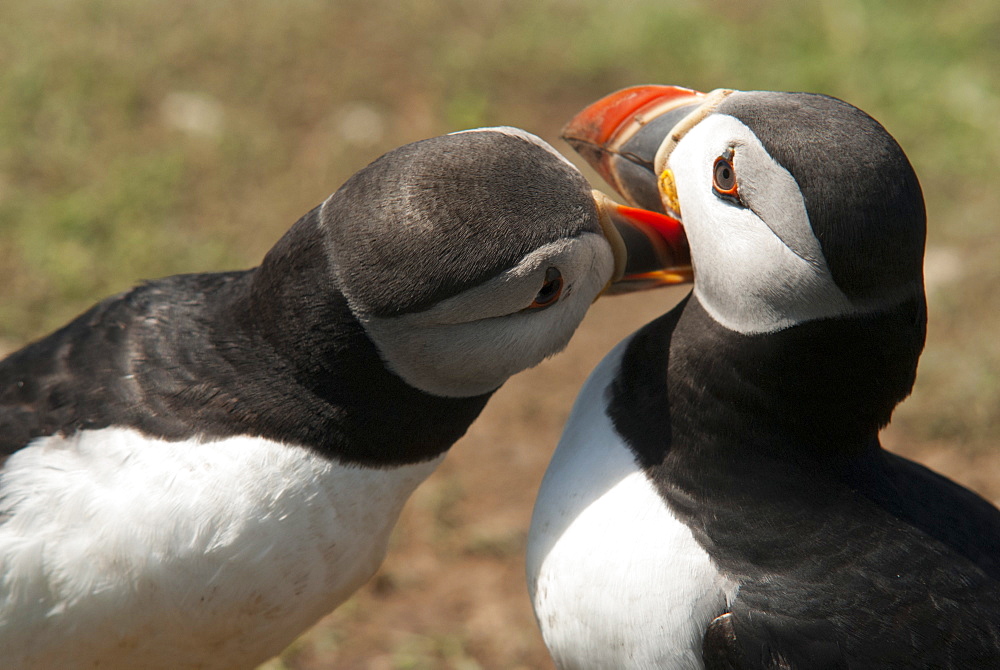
top-left (527, 339), bottom-right (738, 670)
top-left (0, 427), bottom-right (441, 669)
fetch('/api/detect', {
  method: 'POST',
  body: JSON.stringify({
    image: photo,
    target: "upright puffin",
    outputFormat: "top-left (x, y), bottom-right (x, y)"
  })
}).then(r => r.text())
top-left (0, 126), bottom-right (688, 669)
top-left (527, 86), bottom-right (1000, 669)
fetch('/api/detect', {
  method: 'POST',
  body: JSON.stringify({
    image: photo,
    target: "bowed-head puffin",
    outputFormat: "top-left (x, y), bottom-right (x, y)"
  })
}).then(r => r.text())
top-left (0, 126), bottom-right (688, 669)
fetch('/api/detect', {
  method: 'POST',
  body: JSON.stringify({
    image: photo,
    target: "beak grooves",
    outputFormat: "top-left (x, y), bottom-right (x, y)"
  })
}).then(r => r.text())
top-left (592, 190), bottom-right (692, 295)
top-left (653, 88), bottom-right (735, 176)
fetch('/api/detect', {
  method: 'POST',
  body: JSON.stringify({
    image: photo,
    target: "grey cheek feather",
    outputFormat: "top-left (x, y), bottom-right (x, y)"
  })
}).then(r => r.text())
top-left (359, 234), bottom-right (614, 398)
top-left (736, 144), bottom-right (827, 269)
top-left (693, 241), bottom-right (852, 337)
top-left (360, 316), bottom-right (526, 398)
top-left (673, 115), bottom-right (854, 336)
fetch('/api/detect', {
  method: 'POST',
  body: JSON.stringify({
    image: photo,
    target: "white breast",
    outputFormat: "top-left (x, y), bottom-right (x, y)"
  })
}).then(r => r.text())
top-left (0, 427), bottom-right (441, 669)
top-left (526, 338), bottom-right (738, 670)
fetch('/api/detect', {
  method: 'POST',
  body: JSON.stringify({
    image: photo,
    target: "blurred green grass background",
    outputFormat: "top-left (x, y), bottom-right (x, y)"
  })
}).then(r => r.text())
top-left (1, 1), bottom-right (998, 666)
top-left (3, 0), bottom-right (997, 447)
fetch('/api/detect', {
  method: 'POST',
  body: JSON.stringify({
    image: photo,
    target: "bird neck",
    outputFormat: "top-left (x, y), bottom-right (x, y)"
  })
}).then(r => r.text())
top-left (221, 205), bottom-right (493, 466)
top-left (610, 293), bottom-right (926, 472)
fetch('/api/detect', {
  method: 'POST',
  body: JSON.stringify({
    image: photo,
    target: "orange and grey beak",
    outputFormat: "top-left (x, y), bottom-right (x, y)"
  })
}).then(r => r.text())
top-left (570, 86), bottom-right (741, 294)
top-left (563, 85), bottom-right (733, 220)
top-left (592, 190), bottom-right (691, 295)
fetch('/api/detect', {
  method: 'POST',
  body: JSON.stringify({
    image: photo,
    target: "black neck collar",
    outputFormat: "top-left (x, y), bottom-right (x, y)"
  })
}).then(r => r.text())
top-left (217, 206), bottom-right (494, 466)
top-left (0, 206), bottom-right (492, 466)
top-left (608, 293), bottom-right (925, 474)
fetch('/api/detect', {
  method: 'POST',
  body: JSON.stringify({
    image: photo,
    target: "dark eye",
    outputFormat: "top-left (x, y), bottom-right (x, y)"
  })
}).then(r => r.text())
top-left (527, 267), bottom-right (564, 310)
top-left (713, 155), bottom-right (741, 204)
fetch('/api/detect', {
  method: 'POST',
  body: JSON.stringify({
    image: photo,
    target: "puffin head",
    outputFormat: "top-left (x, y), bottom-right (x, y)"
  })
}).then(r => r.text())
top-left (563, 86), bottom-right (926, 336)
top-left (319, 127), bottom-right (690, 397)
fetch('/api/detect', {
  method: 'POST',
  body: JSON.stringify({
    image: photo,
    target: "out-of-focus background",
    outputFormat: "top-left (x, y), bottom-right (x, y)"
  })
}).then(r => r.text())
top-left (1, 1), bottom-right (998, 668)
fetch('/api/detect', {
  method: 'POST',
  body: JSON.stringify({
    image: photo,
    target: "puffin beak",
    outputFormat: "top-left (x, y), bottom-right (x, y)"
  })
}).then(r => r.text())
top-left (563, 85), bottom-right (729, 218)
top-left (592, 190), bottom-right (692, 295)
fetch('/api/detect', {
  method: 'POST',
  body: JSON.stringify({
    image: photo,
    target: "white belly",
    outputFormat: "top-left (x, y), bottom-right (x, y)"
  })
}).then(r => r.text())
top-left (0, 427), bottom-right (441, 669)
top-left (527, 339), bottom-right (737, 670)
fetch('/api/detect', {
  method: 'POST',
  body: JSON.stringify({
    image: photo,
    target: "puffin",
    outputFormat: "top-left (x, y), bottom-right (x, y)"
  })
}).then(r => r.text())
top-left (526, 86), bottom-right (1000, 669)
top-left (0, 126), bottom-right (689, 669)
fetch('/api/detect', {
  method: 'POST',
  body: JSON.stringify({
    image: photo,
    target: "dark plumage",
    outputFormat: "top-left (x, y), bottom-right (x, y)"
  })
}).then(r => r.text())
top-left (615, 295), bottom-right (1000, 668)
top-left (528, 86), bottom-right (1000, 669)
top-left (0, 127), bottom-right (686, 669)
top-left (0, 206), bottom-right (488, 466)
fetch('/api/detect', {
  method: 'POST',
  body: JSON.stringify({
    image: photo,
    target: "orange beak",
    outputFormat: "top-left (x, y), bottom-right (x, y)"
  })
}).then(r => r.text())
top-left (592, 190), bottom-right (691, 295)
top-left (563, 85), bottom-right (707, 215)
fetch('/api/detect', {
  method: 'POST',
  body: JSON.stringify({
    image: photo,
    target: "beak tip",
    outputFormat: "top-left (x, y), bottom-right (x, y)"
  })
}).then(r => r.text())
top-left (564, 85), bottom-right (709, 212)
top-left (564, 139), bottom-right (621, 195)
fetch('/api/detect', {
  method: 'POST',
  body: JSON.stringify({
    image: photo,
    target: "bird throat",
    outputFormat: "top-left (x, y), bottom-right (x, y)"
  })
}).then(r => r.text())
top-left (608, 293), bottom-right (925, 472)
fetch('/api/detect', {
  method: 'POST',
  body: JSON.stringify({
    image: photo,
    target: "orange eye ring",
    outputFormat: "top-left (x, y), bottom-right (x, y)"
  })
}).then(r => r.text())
top-left (712, 155), bottom-right (740, 202)
top-left (527, 267), bottom-right (564, 309)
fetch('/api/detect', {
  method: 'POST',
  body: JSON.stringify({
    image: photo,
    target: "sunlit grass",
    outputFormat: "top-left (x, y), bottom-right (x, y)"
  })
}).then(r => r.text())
top-left (4, 0), bottom-right (995, 445)
top-left (1, 9), bottom-right (999, 665)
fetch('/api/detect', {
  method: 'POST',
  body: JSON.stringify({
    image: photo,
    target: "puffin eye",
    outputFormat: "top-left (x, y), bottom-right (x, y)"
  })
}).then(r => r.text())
top-left (527, 267), bottom-right (564, 310)
top-left (712, 154), bottom-right (742, 205)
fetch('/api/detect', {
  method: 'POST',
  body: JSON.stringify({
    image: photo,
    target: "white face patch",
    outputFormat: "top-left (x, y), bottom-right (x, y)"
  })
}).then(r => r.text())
top-left (361, 232), bottom-right (615, 397)
top-left (668, 114), bottom-right (853, 334)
